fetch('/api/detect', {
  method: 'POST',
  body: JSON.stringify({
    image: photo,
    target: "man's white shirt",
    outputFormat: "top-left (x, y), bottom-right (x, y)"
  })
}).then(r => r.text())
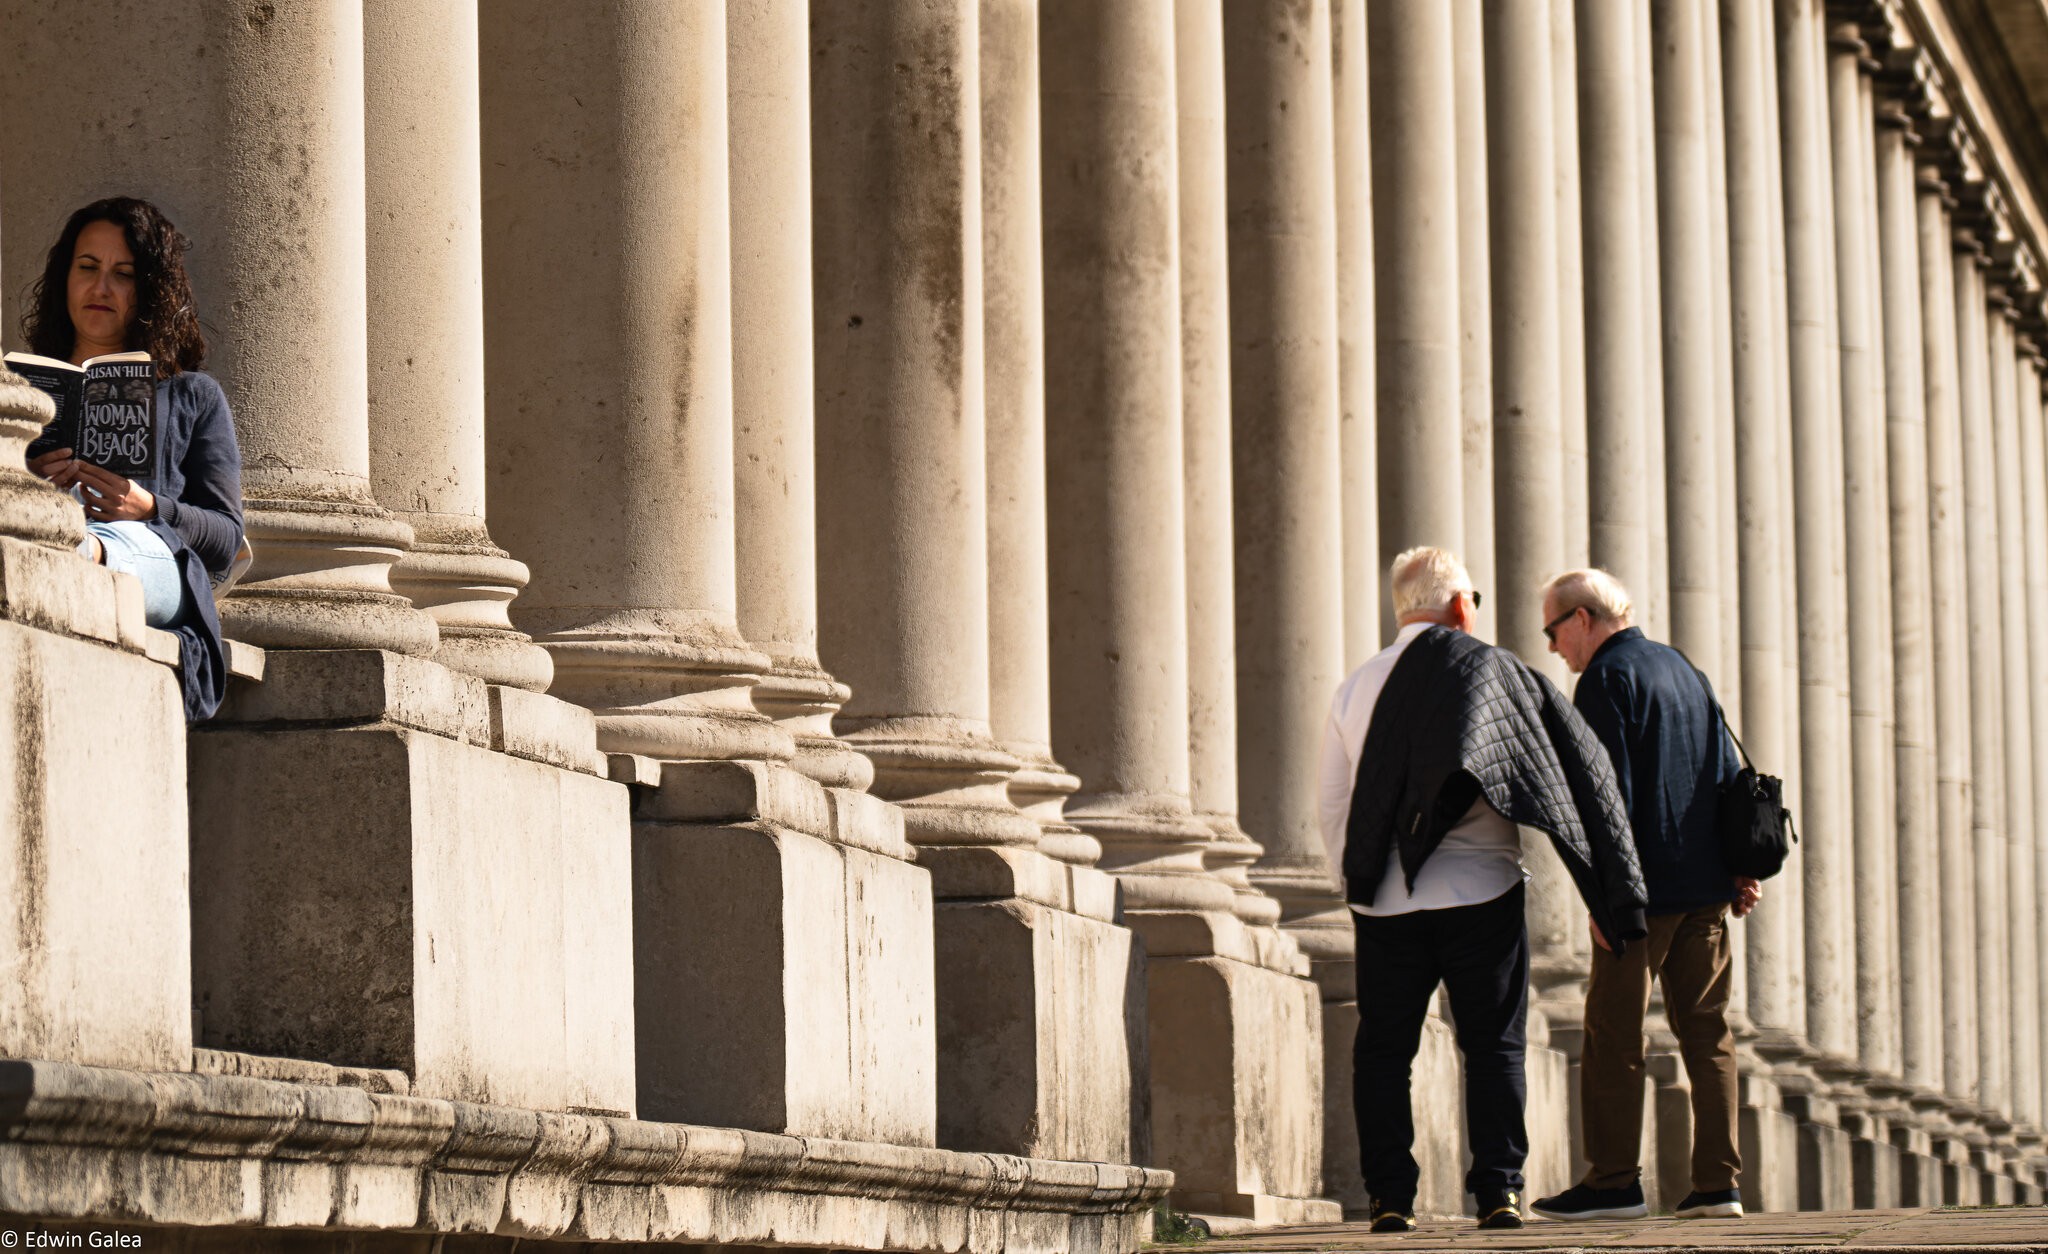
top-left (1316, 621), bottom-right (1526, 916)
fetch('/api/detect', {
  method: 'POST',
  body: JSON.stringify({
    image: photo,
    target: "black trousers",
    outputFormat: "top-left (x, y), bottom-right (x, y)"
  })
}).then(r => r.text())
top-left (1350, 882), bottom-right (1529, 1205)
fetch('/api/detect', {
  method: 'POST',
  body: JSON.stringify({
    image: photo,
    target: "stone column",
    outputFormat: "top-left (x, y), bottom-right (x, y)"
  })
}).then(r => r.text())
top-left (1370, 0), bottom-right (1462, 614)
top-left (481, 0), bottom-right (789, 764)
top-left (1875, 93), bottom-right (1941, 1097)
top-left (1484, 0), bottom-right (1579, 996)
top-left (1827, 23), bottom-right (1896, 1081)
top-left (2020, 343), bottom-right (2048, 1128)
top-left (730, 0), bottom-right (874, 790)
top-left (1554, 0), bottom-right (1591, 570)
top-left (810, 0), bottom-right (1037, 849)
top-left (1989, 283), bottom-right (2039, 1126)
top-left (1636, 7), bottom-right (1669, 641)
top-left (1041, 0), bottom-right (1229, 916)
top-left (1182, 0), bottom-right (1279, 922)
top-left (1917, 168), bottom-right (1980, 1105)
top-left (980, 0), bottom-right (1091, 862)
top-left (363, 0), bottom-right (550, 692)
top-left (1455, 0), bottom-right (1494, 629)
top-left (1724, 0), bottom-right (1797, 1045)
top-left (814, 0), bottom-right (1134, 1164)
top-left (1780, 0), bottom-right (1856, 1068)
top-left (1333, 0), bottom-right (1380, 669)
top-left (1576, 0), bottom-right (1649, 597)
top-left (2015, 339), bottom-right (2048, 1129)
top-left (0, 2), bottom-right (435, 655)
top-left (1954, 227), bottom-right (2010, 1116)
top-left (1653, 0), bottom-right (1724, 677)
top-left (1230, 0), bottom-right (1350, 953)
top-left (1703, 0), bottom-right (1741, 734)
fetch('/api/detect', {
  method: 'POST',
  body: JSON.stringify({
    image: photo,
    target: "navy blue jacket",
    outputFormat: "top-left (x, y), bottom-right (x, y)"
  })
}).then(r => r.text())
top-left (1572, 627), bottom-right (1740, 916)
top-left (139, 371), bottom-right (244, 722)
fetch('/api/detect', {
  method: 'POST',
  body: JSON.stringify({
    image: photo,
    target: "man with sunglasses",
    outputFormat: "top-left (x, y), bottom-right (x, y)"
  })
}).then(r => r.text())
top-left (1318, 548), bottom-right (1648, 1233)
top-left (1530, 569), bottom-right (1759, 1223)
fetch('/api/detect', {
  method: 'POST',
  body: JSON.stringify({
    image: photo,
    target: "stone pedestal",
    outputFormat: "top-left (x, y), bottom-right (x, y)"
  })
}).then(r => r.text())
top-left (0, 535), bottom-right (190, 1075)
top-left (922, 846), bottom-right (1138, 1161)
top-left (622, 758), bottom-right (935, 1145)
top-left (188, 651), bottom-right (634, 1116)
top-left (1138, 914), bottom-right (1333, 1225)
top-left (1739, 1064), bottom-right (1802, 1212)
top-left (1785, 1081), bottom-right (1855, 1212)
top-left (1844, 1101), bottom-right (1904, 1209)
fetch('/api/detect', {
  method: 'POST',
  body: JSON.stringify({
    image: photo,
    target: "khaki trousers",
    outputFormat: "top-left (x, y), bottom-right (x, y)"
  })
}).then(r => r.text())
top-left (1579, 904), bottom-right (1741, 1193)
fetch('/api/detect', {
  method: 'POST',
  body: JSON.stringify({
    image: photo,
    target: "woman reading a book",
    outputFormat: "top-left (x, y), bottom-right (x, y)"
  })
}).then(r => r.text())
top-left (19, 197), bottom-right (244, 721)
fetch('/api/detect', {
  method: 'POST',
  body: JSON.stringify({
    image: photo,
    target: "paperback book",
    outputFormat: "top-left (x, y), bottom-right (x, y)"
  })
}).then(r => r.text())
top-left (7, 350), bottom-right (156, 478)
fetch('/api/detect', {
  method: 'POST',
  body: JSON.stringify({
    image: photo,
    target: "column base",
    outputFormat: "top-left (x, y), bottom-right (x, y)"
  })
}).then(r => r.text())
top-left (0, 382), bottom-right (86, 552)
top-left (189, 650), bottom-right (635, 1116)
top-left (920, 844), bottom-right (1138, 1161)
top-left (622, 757), bottom-right (936, 1146)
top-left (751, 659), bottom-right (876, 790)
top-left (221, 495), bottom-right (440, 654)
top-left (1737, 1058), bottom-right (1799, 1213)
top-left (539, 620), bottom-right (796, 761)
top-left (1782, 1081), bottom-right (1855, 1211)
top-left (1006, 743), bottom-right (1101, 867)
top-left (0, 537), bottom-right (189, 1072)
top-left (1199, 814), bottom-right (1284, 926)
top-left (389, 532), bottom-right (554, 692)
top-left (843, 718), bottom-right (1045, 848)
top-left (1134, 909), bottom-right (1328, 1223)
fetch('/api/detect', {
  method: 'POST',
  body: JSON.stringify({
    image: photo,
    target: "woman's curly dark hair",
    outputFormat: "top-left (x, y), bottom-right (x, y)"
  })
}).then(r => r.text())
top-left (22, 197), bottom-right (205, 381)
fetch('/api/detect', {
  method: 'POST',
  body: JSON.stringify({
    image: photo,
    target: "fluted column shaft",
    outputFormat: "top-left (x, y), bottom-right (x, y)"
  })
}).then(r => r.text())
top-left (1954, 239), bottom-right (2009, 1113)
top-left (1333, 0), bottom-right (1379, 670)
top-left (1484, 0), bottom-right (1578, 990)
top-left (811, 0), bottom-right (1039, 848)
top-left (1042, 0), bottom-right (1229, 913)
top-left (731, 0), bottom-right (873, 790)
top-left (980, 0), bottom-right (1090, 863)
top-left (483, 1), bottom-right (784, 763)
top-left (364, 0), bottom-right (550, 692)
top-left (1724, 0), bottom-right (1796, 1040)
top-left (1827, 27), bottom-right (1894, 1079)
top-left (1779, 0), bottom-right (1855, 1064)
top-left (1226, 0), bottom-right (1350, 951)
top-left (1455, 0), bottom-right (1494, 629)
top-left (1918, 181), bottom-right (1979, 1103)
top-left (2016, 344), bottom-right (2048, 1126)
top-left (1182, 0), bottom-right (1280, 924)
top-left (1875, 104), bottom-right (1940, 1095)
top-left (1637, 7), bottom-right (1669, 639)
top-left (1654, 0), bottom-right (1725, 679)
top-left (1989, 296), bottom-right (2038, 1123)
top-left (1577, 0), bottom-right (1650, 598)
top-left (1554, 0), bottom-right (1591, 570)
top-left (1703, 0), bottom-right (1741, 737)
top-left (1370, 0), bottom-right (1462, 611)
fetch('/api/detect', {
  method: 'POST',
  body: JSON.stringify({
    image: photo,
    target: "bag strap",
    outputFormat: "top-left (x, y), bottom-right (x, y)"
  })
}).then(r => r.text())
top-left (1667, 645), bottom-right (1755, 772)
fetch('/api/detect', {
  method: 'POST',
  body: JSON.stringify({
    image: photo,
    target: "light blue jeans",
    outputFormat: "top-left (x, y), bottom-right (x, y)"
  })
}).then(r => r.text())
top-left (84, 520), bottom-right (184, 627)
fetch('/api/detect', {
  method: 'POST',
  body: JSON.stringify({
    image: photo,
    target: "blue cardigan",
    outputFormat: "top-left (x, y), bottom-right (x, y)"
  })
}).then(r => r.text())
top-left (1572, 627), bottom-right (1741, 916)
top-left (138, 370), bottom-right (244, 721)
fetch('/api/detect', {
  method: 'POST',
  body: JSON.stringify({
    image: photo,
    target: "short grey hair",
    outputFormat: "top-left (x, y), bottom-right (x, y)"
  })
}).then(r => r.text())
top-left (1390, 546), bottom-right (1474, 618)
top-left (1541, 567), bottom-right (1634, 625)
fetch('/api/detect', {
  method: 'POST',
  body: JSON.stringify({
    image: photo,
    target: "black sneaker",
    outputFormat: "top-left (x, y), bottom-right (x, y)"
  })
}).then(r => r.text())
top-left (1368, 1198), bottom-right (1417, 1233)
top-left (1529, 1180), bottom-right (1649, 1220)
top-left (1673, 1188), bottom-right (1743, 1218)
top-left (1475, 1189), bottom-right (1524, 1228)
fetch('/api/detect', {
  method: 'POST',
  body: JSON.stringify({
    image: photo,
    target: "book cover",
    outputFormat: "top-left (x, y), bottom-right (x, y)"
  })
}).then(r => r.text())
top-left (78, 356), bottom-right (156, 478)
top-left (5, 350), bottom-right (154, 476)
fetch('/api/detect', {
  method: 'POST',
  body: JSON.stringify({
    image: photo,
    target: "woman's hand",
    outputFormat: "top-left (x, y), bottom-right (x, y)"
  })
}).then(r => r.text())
top-left (28, 447), bottom-right (82, 489)
top-left (73, 462), bottom-right (155, 522)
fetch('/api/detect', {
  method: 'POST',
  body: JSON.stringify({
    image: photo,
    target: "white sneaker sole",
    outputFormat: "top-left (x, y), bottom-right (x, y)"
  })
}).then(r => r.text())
top-left (1675, 1201), bottom-right (1744, 1219)
top-left (1530, 1203), bottom-right (1650, 1221)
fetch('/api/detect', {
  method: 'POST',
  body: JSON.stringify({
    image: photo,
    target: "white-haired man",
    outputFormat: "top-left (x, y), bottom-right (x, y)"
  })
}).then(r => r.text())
top-left (1529, 569), bottom-right (1758, 1222)
top-left (1318, 548), bottom-right (1648, 1233)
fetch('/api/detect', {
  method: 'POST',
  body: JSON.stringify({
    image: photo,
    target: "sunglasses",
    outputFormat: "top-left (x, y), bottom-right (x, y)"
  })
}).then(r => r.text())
top-left (1542, 606), bottom-right (1581, 643)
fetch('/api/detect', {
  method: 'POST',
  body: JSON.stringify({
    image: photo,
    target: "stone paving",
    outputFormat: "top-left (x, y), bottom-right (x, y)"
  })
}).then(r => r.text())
top-left (1188, 1207), bottom-right (2048, 1252)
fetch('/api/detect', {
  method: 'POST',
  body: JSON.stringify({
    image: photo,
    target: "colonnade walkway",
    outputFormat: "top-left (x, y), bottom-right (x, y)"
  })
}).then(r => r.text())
top-left (1197, 1205), bottom-right (2048, 1252)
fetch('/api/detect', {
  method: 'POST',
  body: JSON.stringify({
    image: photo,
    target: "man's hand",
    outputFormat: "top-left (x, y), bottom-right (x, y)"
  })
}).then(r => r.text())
top-left (1589, 915), bottom-right (1611, 952)
top-left (74, 463), bottom-right (155, 523)
top-left (1733, 876), bottom-right (1762, 918)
